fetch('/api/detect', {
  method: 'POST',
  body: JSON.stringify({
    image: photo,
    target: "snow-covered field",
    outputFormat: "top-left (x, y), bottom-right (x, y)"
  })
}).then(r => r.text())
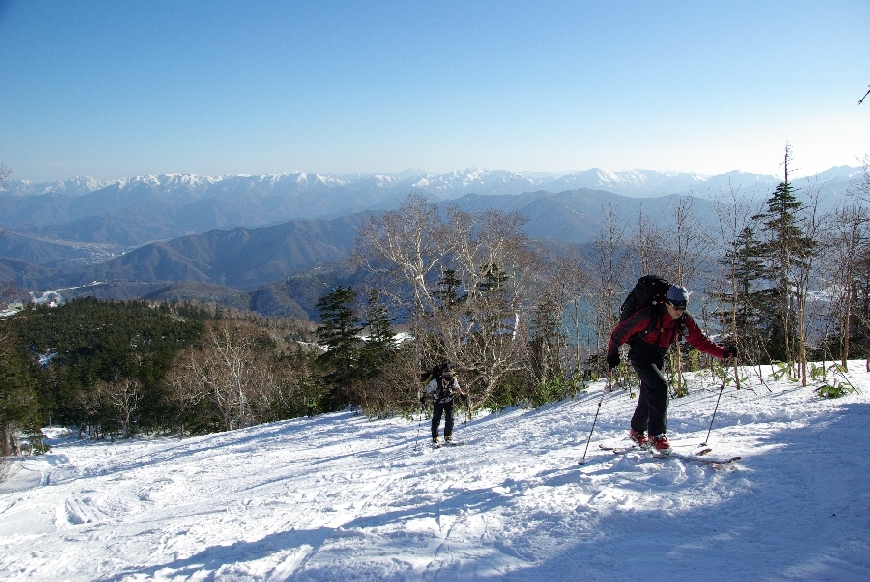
top-left (2, 363), bottom-right (869, 581)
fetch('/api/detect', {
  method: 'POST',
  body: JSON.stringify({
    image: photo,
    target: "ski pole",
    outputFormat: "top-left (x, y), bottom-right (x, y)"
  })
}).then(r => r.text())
top-left (415, 390), bottom-right (423, 450)
top-left (579, 372), bottom-right (611, 465)
top-left (701, 370), bottom-right (729, 446)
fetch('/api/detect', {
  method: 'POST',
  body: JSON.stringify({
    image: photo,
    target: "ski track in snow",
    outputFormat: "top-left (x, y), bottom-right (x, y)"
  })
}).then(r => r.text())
top-left (1, 363), bottom-right (870, 581)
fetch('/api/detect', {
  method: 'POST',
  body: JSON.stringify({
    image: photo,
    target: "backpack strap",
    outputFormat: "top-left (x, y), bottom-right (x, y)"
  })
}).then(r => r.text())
top-left (436, 376), bottom-right (450, 400)
top-left (639, 305), bottom-right (664, 338)
top-left (638, 307), bottom-right (687, 345)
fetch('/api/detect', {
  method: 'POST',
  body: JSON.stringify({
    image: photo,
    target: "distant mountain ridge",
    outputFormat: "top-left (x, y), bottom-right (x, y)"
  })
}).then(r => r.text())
top-left (2, 166), bottom-right (858, 249)
top-left (1, 188), bottom-right (728, 319)
top-left (5, 165), bottom-right (861, 200)
top-left (0, 165), bottom-right (863, 320)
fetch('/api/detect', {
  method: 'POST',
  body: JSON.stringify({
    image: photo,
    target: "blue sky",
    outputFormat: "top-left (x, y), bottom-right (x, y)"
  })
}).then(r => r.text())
top-left (1, 0), bottom-right (868, 182)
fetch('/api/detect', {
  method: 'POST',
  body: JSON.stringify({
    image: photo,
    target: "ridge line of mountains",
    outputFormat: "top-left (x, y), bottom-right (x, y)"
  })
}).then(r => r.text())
top-left (0, 166), bottom-right (861, 320)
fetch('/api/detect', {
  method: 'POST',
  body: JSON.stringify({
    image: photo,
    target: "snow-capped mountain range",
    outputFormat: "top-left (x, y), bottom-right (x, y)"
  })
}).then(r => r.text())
top-left (4, 165), bottom-right (861, 202)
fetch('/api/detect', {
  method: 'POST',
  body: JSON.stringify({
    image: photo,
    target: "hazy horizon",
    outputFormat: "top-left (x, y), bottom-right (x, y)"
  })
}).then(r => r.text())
top-left (6, 163), bottom-right (863, 187)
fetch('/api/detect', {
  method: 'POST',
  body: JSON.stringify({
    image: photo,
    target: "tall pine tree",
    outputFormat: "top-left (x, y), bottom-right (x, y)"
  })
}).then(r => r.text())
top-left (752, 145), bottom-right (815, 364)
top-left (315, 286), bottom-right (363, 410)
top-left (0, 332), bottom-right (40, 456)
top-left (359, 289), bottom-right (398, 378)
top-left (712, 225), bottom-right (774, 364)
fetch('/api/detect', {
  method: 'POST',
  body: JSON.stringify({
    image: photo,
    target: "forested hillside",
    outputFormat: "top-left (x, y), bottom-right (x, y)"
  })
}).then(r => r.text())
top-left (0, 299), bottom-right (321, 454)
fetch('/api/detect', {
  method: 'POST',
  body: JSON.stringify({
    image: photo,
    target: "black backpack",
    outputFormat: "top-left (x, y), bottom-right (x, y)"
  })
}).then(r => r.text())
top-left (436, 376), bottom-right (455, 401)
top-left (421, 362), bottom-right (446, 384)
top-left (619, 275), bottom-right (670, 322)
top-left (619, 275), bottom-right (687, 344)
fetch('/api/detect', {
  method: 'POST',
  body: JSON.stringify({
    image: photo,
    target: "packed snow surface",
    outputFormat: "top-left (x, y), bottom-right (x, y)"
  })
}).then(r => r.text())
top-left (2, 363), bottom-right (869, 581)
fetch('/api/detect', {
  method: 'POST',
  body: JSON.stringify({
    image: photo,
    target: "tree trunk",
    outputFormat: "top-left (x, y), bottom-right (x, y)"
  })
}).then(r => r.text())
top-left (1, 423), bottom-right (10, 457)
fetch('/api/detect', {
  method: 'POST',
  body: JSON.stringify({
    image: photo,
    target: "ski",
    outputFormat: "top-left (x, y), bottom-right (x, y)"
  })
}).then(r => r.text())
top-left (650, 450), bottom-right (741, 466)
top-left (599, 444), bottom-right (640, 455)
top-left (598, 444), bottom-right (737, 465)
top-left (431, 440), bottom-right (465, 449)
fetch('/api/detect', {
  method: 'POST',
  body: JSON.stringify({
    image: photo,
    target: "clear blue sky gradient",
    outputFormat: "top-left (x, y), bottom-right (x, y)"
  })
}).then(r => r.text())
top-left (1, 0), bottom-right (868, 182)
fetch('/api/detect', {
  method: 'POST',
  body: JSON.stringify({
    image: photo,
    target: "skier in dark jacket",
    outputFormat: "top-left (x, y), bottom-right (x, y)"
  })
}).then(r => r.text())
top-left (607, 285), bottom-right (736, 454)
top-left (421, 363), bottom-right (467, 445)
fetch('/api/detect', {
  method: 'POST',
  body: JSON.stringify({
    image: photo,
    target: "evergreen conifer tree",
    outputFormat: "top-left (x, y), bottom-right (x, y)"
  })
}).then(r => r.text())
top-left (434, 269), bottom-right (464, 309)
top-left (711, 225), bottom-right (773, 363)
top-left (359, 289), bottom-right (398, 378)
top-left (315, 286), bottom-right (363, 410)
top-left (0, 333), bottom-right (40, 456)
top-left (752, 145), bottom-right (815, 364)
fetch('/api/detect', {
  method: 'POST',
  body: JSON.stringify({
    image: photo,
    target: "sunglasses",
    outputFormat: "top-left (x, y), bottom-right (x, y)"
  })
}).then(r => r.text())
top-left (667, 300), bottom-right (687, 311)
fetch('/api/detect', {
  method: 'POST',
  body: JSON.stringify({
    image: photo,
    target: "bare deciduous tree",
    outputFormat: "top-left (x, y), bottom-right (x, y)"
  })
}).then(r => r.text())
top-left (583, 204), bottom-right (629, 374)
top-left (655, 193), bottom-right (712, 289)
top-left (354, 195), bottom-right (540, 409)
top-left (166, 320), bottom-right (273, 432)
top-left (95, 378), bottom-right (144, 438)
top-left (207, 322), bottom-right (255, 429)
top-left (427, 208), bottom-right (536, 406)
top-left (710, 185), bottom-right (756, 386)
top-left (847, 154), bottom-right (870, 203)
top-left (631, 207), bottom-right (669, 277)
top-left (793, 178), bottom-right (823, 385)
top-left (162, 348), bottom-right (210, 435)
top-left (553, 249), bottom-right (595, 375)
top-left (354, 194), bottom-right (451, 314)
top-left (823, 202), bottom-right (870, 368)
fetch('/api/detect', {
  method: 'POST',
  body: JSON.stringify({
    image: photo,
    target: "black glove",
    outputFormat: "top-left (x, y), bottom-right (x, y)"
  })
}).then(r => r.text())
top-left (606, 352), bottom-right (620, 370)
top-left (420, 395), bottom-right (426, 407)
top-left (723, 345), bottom-right (738, 361)
top-left (461, 393), bottom-right (469, 406)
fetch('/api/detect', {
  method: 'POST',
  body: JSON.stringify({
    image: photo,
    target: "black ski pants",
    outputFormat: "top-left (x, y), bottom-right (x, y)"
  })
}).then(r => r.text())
top-left (432, 400), bottom-right (455, 439)
top-left (630, 359), bottom-right (669, 437)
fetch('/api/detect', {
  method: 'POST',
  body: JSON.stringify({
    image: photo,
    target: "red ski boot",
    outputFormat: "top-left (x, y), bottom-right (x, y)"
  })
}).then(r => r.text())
top-left (629, 429), bottom-right (651, 449)
top-left (651, 434), bottom-right (671, 455)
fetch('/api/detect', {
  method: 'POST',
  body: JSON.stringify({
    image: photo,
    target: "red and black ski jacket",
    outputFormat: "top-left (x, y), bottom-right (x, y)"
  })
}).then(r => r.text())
top-left (608, 306), bottom-right (726, 363)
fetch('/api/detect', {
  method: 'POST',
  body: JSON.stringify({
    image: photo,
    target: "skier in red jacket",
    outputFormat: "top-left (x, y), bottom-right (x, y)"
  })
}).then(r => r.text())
top-left (606, 285), bottom-right (736, 454)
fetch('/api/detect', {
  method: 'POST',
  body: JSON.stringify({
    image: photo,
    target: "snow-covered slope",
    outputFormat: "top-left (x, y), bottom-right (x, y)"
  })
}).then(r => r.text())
top-left (1, 363), bottom-right (869, 581)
